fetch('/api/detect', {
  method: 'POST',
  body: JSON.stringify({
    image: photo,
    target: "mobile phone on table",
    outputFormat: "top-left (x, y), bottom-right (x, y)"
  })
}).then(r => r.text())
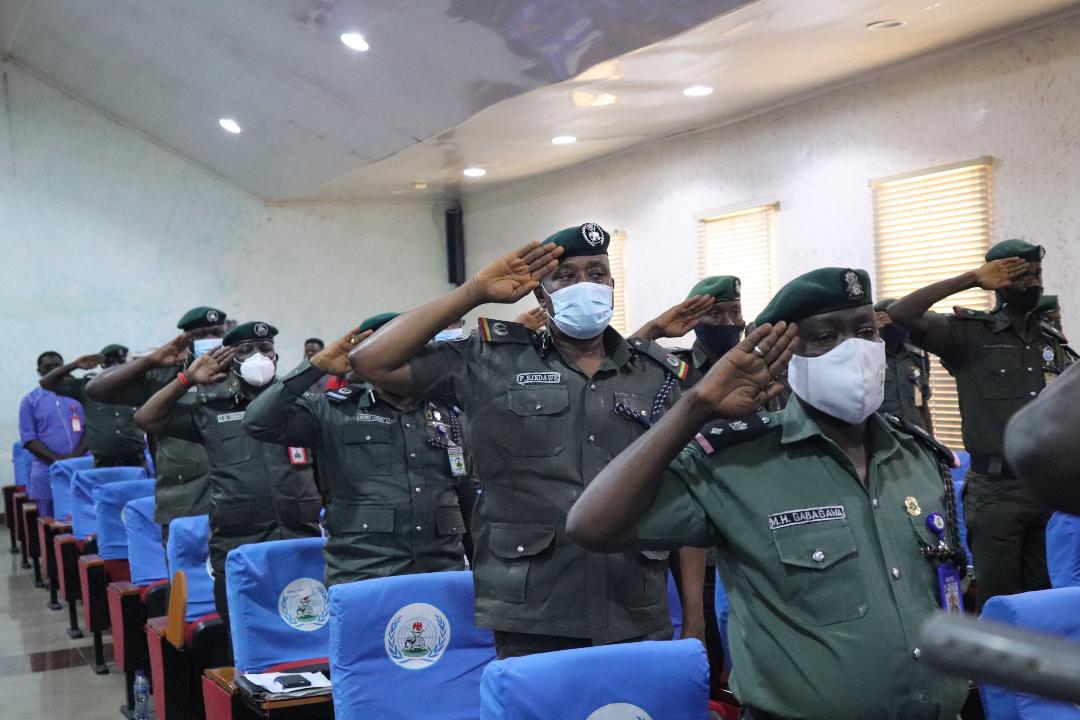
top-left (277, 674), bottom-right (312, 690)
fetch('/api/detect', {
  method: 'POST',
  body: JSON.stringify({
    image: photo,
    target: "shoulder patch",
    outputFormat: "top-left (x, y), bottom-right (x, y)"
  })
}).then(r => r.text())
top-left (628, 337), bottom-right (690, 380)
top-left (325, 384), bottom-right (364, 404)
top-left (694, 411), bottom-right (775, 455)
top-left (477, 318), bottom-right (534, 345)
top-left (883, 413), bottom-right (956, 467)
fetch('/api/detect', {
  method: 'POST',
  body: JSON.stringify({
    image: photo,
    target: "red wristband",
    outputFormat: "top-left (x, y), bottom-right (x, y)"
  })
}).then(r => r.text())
top-left (176, 371), bottom-right (191, 388)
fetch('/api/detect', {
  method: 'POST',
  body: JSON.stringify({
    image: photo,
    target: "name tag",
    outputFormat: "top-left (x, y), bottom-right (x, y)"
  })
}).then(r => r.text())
top-left (769, 505), bottom-right (846, 531)
top-left (355, 413), bottom-right (392, 425)
top-left (216, 412), bottom-right (245, 423)
top-left (516, 372), bottom-right (561, 385)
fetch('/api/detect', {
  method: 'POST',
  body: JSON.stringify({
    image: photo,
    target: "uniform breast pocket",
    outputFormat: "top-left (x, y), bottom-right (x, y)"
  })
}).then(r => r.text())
top-left (772, 522), bottom-right (866, 626)
top-left (504, 386), bottom-right (570, 457)
top-left (343, 422), bottom-right (393, 476)
top-left (977, 348), bottom-right (1027, 400)
top-left (217, 427), bottom-right (252, 467)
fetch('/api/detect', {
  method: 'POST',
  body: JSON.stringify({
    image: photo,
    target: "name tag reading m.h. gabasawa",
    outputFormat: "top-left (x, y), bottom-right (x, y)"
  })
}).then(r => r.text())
top-left (769, 505), bottom-right (846, 531)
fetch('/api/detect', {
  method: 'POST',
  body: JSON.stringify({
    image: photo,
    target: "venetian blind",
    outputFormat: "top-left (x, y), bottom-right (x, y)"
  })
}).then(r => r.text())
top-left (697, 204), bottom-right (777, 322)
top-left (873, 159), bottom-right (994, 449)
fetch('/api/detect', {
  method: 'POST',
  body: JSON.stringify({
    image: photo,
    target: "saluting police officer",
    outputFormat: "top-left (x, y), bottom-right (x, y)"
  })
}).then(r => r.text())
top-left (133, 321), bottom-right (322, 634)
top-left (568, 268), bottom-right (969, 720)
top-left (888, 239), bottom-right (1075, 610)
top-left (39, 344), bottom-right (147, 468)
top-left (351, 224), bottom-right (690, 658)
top-left (874, 299), bottom-right (934, 433)
top-left (243, 313), bottom-right (479, 586)
top-left (87, 306), bottom-right (229, 541)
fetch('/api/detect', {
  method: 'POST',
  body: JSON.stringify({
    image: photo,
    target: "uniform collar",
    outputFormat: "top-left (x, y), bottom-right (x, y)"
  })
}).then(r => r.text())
top-left (604, 327), bottom-right (634, 369)
top-left (989, 307), bottom-right (1039, 338)
top-left (779, 395), bottom-right (901, 462)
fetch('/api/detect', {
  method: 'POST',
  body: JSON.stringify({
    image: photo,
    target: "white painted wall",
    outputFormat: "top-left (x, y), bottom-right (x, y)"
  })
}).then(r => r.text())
top-left (0, 61), bottom-right (453, 475)
top-left (463, 17), bottom-right (1080, 344)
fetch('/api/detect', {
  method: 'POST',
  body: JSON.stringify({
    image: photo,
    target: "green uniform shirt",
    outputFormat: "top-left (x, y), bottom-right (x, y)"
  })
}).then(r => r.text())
top-left (636, 396), bottom-right (968, 720)
top-left (159, 377), bottom-right (323, 572)
top-left (53, 376), bottom-right (145, 460)
top-left (881, 343), bottom-right (932, 431)
top-left (409, 323), bottom-right (681, 643)
top-left (917, 309), bottom-right (1072, 456)
top-left (243, 361), bottom-right (479, 587)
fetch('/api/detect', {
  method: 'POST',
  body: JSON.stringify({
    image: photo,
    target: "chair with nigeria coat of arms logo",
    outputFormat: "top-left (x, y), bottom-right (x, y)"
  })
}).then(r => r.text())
top-left (147, 515), bottom-right (228, 720)
top-left (480, 638), bottom-right (709, 720)
top-left (329, 569), bottom-right (497, 720)
top-left (201, 536), bottom-right (332, 720)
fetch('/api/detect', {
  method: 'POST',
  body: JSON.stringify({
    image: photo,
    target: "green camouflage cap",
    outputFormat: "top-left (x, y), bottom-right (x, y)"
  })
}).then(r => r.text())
top-left (688, 276), bottom-right (741, 301)
top-left (359, 313), bottom-right (400, 334)
top-left (755, 268), bottom-right (872, 327)
top-left (177, 306), bottom-right (227, 331)
top-left (985, 239), bottom-right (1044, 263)
top-left (543, 223), bottom-right (610, 258)
top-left (223, 321), bottom-right (278, 347)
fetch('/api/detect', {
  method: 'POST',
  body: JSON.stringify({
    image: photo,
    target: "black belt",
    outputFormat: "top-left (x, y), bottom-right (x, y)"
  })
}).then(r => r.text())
top-left (969, 454), bottom-right (1014, 479)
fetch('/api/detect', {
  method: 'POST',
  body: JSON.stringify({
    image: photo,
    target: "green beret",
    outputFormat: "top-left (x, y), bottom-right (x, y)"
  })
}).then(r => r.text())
top-left (359, 313), bottom-right (399, 334)
top-left (1036, 294), bottom-right (1060, 314)
top-left (755, 268), bottom-right (872, 327)
top-left (544, 223), bottom-right (610, 258)
top-left (688, 276), bottom-right (741, 301)
top-left (985, 239), bottom-right (1044, 263)
top-left (99, 344), bottom-right (128, 358)
top-left (223, 321), bottom-right (278, 347)
top-left (873, 298), bottom-right (897, 312)
top-left (177, 306), bottom-right (227, 331)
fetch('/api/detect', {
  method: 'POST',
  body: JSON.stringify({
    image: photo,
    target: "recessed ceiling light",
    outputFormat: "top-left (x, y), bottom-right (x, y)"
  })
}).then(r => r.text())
top-left (463, 167), bottom-right (486, 178)
top-left (340, 32), bottom-right (370, 52)
top-left (551, 135), bottom-right (577, 145)
top-left (866, 20), bottom-right (907, 30)
top-left (683, 85), bottom-right (714, 97)
top-left (218, 118), bottom-right (242, 134)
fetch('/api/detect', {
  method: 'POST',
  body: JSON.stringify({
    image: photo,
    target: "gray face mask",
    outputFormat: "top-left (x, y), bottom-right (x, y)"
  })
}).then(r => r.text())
top-left (787, 338), bottom-right (886, 424)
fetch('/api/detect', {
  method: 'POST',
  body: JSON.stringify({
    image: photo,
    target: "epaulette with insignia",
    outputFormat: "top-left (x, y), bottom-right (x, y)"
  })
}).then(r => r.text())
top-left (952, 306), bottom-right (992, 320)
top-left (1039, 320), bottom-right (1069, 345)
top-left (325, 384), bottom-right (363, 404)
top-left (693, 411), bottom-right (775, 456)
top-left (627, 337), bottom-right (691, 381)
top-left (477, 318), bottom-right (534, 345)
top-left (883, 413), bottom-right (956, 468)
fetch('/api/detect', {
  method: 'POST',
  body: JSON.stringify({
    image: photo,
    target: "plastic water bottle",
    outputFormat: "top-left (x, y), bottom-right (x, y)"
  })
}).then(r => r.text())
top-left (133, 670), bottom-right (150, 720)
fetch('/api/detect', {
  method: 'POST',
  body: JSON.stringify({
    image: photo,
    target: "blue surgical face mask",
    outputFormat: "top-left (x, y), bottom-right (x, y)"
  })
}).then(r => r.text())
top-left (694, 324), bottom-right (744, 357)
top-left (193, 338), bottom-right (223, 359)
top-left (434, 328), bottom-right (465, 342)
top-left (546, 282), bottom-right (614, 340)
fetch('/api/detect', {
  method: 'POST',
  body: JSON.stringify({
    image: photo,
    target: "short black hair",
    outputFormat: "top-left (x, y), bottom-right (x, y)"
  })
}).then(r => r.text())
top-left (304, 338), bottom-right (325, 347)
top-left (37, 351), bottom-right (62, 366)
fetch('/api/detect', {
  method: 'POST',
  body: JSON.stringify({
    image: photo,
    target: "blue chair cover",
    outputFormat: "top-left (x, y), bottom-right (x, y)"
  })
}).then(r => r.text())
top-left (167, 515), bottom-right (216, 622)
top-left (49, 456), bottom-right (95, 520)
top-left (980, 587), bottom-right (1080, 719)
top-left (92, 478), bottom-right (155, 561)
top-left (70, 467), bottom-right (146, 540)
top-left (667, 571), bottom-right (682, 639)
top-left (12, 441), bottom-right (32, 486)
top-left (1047, 513), bottom-right (1080, 589)
top-left (714, 568), bottom-right (732, 668)
top-left (330, 571), bottom-right (496, 720)
top-left (950, 450), bottom-right (974, 567)
top-left (480, 639), bottom-right (708, 720)
top-left (226, 536), bottom-right (329, 673)
top-left (124, 497), bottom-right (167, 586)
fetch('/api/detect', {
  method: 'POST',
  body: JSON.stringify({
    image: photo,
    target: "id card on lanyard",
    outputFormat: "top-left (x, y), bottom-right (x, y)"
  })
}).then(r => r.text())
top-left (288, 447), bottom-right (311, 466)
top-left (71, 410), bottom-right (82, 433)
top-left (927, 512), bottom-right (963, 613)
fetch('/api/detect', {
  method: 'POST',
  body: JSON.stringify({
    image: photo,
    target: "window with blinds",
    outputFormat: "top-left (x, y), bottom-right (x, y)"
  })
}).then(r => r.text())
top-left (872, 159), bottom-right (994, 449)
top-left (609, 231), bottom-right (629, 334)
top-left (697, 203), bottom-right (777, 322)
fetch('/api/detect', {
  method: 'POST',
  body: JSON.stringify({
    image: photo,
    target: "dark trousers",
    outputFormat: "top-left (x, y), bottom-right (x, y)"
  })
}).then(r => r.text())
top-left (963, 470), bottom-right (1051, 611)
top-left (493, 626), bottom-right (672, 659)
top-left (670, 551), bottom-right (727, 698)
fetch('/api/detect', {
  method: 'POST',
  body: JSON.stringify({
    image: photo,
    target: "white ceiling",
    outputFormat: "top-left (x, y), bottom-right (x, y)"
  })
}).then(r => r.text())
top-left (4, 0), bottom-right (1080, 202)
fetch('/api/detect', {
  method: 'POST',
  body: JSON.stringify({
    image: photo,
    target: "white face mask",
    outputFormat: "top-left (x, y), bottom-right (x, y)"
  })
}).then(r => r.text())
top-left (238, 352), bottom-right (277, 387)
top-left (192, 338), bottom-right (222, 359)
top-left (547, 282), bottom-right (614, 340)
top-left (787, 338), bottom-right (886, 425)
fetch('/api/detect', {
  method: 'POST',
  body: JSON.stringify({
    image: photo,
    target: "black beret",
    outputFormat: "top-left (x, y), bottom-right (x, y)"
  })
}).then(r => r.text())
top-left (177, 306), bottom-right (227, 331)
top-left (223, 321), bottom-right (278, 347)
top-left (985, 239), bottom-right (1044, 263)
top-left (99, 344), bottom-right (128, 358)
top-left (543, 223), bottom-right (610, 258)
top-left (688, 276), bottom-right (741, 301)
top-left (755, 268), bottom-right (872, 326)
top-left (359, 313), bottom-right (399, 334)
